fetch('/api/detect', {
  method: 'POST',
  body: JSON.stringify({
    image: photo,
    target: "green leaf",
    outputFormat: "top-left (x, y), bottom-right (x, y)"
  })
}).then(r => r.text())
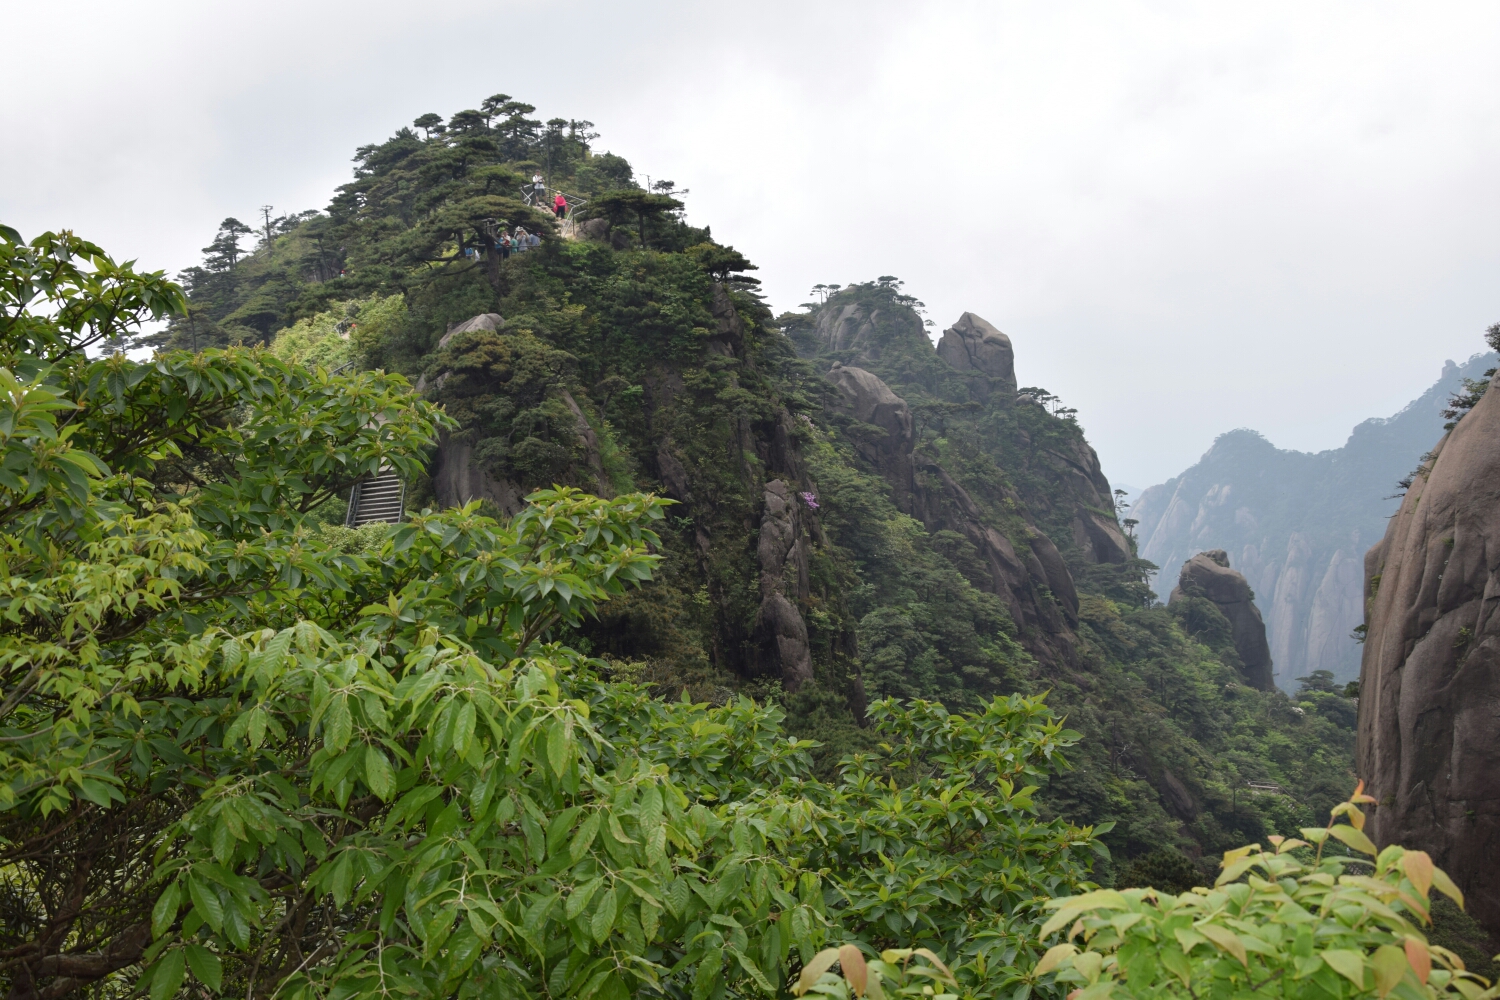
top-left (1198, 924), bottom-right (1246, 967)
top-left (729, 946), bottom-right (775, 994)
top-left (150, 949), bottom-right (186, 1000)
top-left (796, 948), bottom-right (841, 996)
top-left (570, 811), bottom-right (603, 862)
top-left (188, 878), bottom-right (224, 932)
top-left (151, 882), bottom-right (180, 938)
top-left (693, 945), bottom-right (724, 1000)
top-left (591, 886), bottom-right (619, 943)
top-left (607, 813), bottom-right (637, 845)
top-left (1328, 823), bottom-right (1378, 856)
top-left (185, 945), bottom-right (223, 993)
top-left (364, 745), bottom-right (395, 800)
top-left (1323, 949), bottom-right (1367, 988)
top-left (1035, 944), bottom-right (1077, 976)
top-left (1372, 945), bottom-right (1408, 998)
top-left (453, 701), bottom-right (476, 756)
top-left (1159, 946), bottom-right (1191, 986)
top-left (1431, 865), bottom-right (1465, 908)
top-left (547, 718), bottom-right (567, 777)
top-left (568, 877), bottom-right (603, 920)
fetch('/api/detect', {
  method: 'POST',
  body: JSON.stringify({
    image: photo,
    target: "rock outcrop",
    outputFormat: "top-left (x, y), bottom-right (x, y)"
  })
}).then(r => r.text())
top-left (1358, 372), bottom-right (1500, 940)
top-left (1132, 353), bottom-right (1498, 689)
top-left (826, 362), bottom-right (916, 507)
top-left (936, 312), bottom-right (1017, 397)
top-left (438, 311), bottom-right (504, 350)
top-left (431, 434), bottom-right (525, 515)
top-left (1169, 550), bottom-right (1275, 690)
top-left (931, 313), bottom-right (1129, 567)
top-left (826, 362), bottom-right (1079, 663)
top-left (428, 313), bottom-right (609, 511)
top-left (817, 301), bottom-right (886, 358)
top-left (755, 480), bottom-right (814, 690)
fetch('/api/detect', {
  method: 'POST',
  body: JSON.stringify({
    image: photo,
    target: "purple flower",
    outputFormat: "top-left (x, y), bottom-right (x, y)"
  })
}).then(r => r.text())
top-left (800, 492), bottom-right (819, 510)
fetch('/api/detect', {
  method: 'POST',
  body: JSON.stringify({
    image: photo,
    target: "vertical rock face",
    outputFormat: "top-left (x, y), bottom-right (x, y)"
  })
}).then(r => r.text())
top-left (826, 363), bottom-right (1080, 665)
top-left (1358, 375), bottom-right (1500, 940)
top-left (427, 314), bottom-right (611, 511)
top-left (826, 362), bottom-right (916, 507)
top-left (817, 302), bottom-right (886, 357)
top-left (755, 480), bottom-right (813, 690)
top-left (431, 434), bottom-right (526, 515)
top-left (936, 312), bottom-right (1017, 397)
top-left (1168, 550), bottom-right (1276, 691)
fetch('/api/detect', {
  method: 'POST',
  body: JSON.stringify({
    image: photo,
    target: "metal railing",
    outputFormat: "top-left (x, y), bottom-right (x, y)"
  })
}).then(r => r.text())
top-left (345, 467), bottom-right (406, 527)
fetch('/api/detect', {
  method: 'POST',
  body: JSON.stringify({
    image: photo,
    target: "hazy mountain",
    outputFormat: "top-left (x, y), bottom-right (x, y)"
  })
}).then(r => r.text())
top-left (1131, 351), bottom-right (1497, 689)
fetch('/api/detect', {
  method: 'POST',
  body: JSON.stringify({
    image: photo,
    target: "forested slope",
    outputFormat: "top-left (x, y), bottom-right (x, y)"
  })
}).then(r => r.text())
top-left (167, 94), bottom-right (1359, 876)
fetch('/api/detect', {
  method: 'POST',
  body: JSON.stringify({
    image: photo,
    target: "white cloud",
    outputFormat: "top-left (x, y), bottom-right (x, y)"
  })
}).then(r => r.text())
top-left (4, 0), bottom-right (1497, 484)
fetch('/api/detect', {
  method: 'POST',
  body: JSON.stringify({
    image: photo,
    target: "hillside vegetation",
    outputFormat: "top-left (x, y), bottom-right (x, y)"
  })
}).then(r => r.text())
top-left (2, 94), bottom-right (1468, 1000)
top-left (154, 93), bottom-right (1362, 871)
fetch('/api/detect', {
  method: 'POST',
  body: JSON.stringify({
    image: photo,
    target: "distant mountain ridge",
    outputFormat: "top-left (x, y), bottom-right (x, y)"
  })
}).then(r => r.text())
top-left (1131, 351), bottom-right (1498, 690)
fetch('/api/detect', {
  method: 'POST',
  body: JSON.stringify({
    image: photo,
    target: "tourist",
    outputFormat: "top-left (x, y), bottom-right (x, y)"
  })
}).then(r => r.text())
top-left (554, 192), bottom-right (568, 219)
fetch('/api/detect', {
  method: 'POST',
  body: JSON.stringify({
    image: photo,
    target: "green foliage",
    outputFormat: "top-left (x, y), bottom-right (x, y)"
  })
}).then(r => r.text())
top-left (1440, 323), bottom-right (1500, 429)
top-left (1116, 851), bottom-right (1210, 897)
top-left (144, 91), bottom-right (1369, 939)
top-left (0, 226), bottom-right (1109, 1000)
top-left (1033, 787), bottom-right (1497, 1000)
top-left (267, 293), bottom-right (406, 370)
top-left (793, 944), bottom-right (960, 1000)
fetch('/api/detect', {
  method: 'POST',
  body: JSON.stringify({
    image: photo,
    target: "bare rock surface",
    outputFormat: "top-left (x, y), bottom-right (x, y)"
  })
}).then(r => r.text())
top-left (431, 434), bottom-right (525, 516)
top-left (937, 312), bottom-right (1017, 395)
top-left (1169, 550), bottom-right (1276, 690)
top-left (755, 480), bottom-right (814, 689)
top-left (825, 363), bottom-right (1081, 664)
top-left (437, 312), bottom-right (504, 350)
top-left (816, 302), bottom-right (883, 357)
top-left (1358, 373), bottom-right (1500, 940)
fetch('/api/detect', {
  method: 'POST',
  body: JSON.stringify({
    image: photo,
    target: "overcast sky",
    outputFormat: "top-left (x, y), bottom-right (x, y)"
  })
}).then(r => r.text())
top-left (5, 1), bottom-right (1498, 486)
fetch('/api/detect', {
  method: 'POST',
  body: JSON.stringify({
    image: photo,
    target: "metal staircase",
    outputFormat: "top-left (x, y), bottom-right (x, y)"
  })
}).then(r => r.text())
top-left (345, 469), bottom-right (405, 527)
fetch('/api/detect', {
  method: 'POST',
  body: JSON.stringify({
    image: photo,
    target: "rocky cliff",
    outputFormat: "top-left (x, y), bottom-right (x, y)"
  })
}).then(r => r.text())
top-left (1168, 550), bottom-right (1275, 691)
top-left (1358, 370), bottom-right (1500, 940)
top-left (1132, 353), bottom-right (1498, 689)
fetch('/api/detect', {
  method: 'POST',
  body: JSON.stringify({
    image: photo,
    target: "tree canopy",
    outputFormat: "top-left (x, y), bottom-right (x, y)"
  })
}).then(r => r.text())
top-left (0, 227), bottom-right (1107, 1000)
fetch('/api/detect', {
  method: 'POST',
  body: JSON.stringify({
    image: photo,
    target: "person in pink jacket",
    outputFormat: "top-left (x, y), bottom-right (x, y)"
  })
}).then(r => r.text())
top-left (554, 192), bottom-right (568, 219)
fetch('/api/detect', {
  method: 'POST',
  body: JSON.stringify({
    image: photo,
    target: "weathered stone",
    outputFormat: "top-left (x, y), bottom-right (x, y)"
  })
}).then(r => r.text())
top-left (755, 480), bottom-right (813, 689)
top-left (827, 363), bottom-right (917, 508)
top-left (816, 302), bottom-right (882, 356)
top-left (937, 312), bottom-right (1017, 396)
top-left (1358, 373), bottom-right (1500, 942)
top-left (431, 434), bottom-right (525, 516)
top-left (437, 312), bottom-right (504, 351)
top-left (561, 390), bottom-right (611, 496)
top-left (577, 217), bottom-right (610, 242)
top-left (1157, 767), bottom-right (1199, 820)
top-left (1073, 507), bottom-right (1132, 565)
top-left (824, 363), bottom-right (1081, 662)
top-left (1169, 550), bottom-right (1276, 690)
